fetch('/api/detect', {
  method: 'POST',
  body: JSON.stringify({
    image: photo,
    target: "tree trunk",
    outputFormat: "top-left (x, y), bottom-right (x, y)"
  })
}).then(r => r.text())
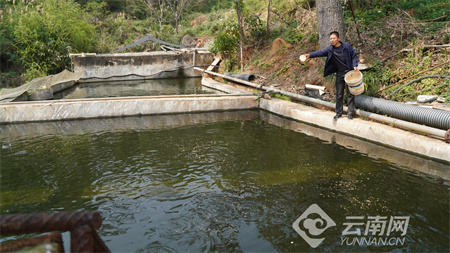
top-left (266, 0), bottom-right (271, 39)
top-left (237, 12), bottom-right (244, 71)
top-left (158, 0), bottom-right (164, 33)
top-left (168, 0), bottom-right (188, 34)
top-left (235, 0), bottom-right (244, 71)
top-left (316, 0), bottom-right (346, 49)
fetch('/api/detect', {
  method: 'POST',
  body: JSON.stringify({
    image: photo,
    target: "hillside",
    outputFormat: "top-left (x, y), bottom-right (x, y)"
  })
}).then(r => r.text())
top-left (1, 0), bottom-right (449, 103)
top-left (197, 0), bottom-right (450, 103)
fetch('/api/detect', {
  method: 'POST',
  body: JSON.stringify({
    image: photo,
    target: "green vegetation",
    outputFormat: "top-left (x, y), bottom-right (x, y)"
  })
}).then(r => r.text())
top-left (270, 93), bottom-right (291, 101)
top-left (1, 0), bottom-right (448, 104)
top-left (340, 0), bottom-right (450, 101)
top-left (1, 0), bottom-right (98, 83)
top-left (210, 20), bottom-right (240, 56)
top-left (382, 48), bottom-right (450, 101)
top-left (399, 0), bottom-right (450, 21)
top-left (1, 0), bottom-right (237, 86)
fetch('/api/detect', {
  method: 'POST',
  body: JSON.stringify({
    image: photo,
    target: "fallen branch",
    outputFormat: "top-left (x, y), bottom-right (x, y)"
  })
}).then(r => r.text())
top-left (377, 60), bottom-right (450, 93)
top-left (379, 53), bottom-right (399, 63)
top-left (256, 74), bottom-right (267, 79)
top-left (420, 15), bottom-right (447, 22)
top-left (379, 48), bottom-right (412, 63)
top-left (395, 83), bottom-right (449, 98)
top-left (398, 7), bottom-right (415, 22)
top-left (379, 45), bottom-right (449, 65)
top-left (421, 44), bottom-right (450, 48)
top-left (387, 75), bottom-right (450, 98)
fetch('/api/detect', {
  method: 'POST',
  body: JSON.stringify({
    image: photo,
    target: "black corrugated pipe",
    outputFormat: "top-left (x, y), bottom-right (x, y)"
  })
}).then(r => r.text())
top-left (355, 95), bottom-right (450, 130)
top-left (224, 73), bottom-right (255, 82)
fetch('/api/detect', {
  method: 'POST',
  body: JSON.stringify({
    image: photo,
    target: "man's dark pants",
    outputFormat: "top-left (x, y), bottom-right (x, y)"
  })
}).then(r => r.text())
top-left (335, 71), bottom-right (355, 116)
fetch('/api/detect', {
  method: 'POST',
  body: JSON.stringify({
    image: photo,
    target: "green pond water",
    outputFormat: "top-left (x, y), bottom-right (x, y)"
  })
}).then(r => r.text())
top-left (53, 77), bottom-right (218, 99)
top-left (0, 110), bottom-right (448, 252)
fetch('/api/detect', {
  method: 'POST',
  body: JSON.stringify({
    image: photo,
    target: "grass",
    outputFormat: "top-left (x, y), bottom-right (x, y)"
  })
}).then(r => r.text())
top-left (271, 93), bottom-right (291, 101)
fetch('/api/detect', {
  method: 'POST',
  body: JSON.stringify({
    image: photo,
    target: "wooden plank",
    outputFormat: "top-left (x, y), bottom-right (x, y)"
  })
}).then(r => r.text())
top-left (206, 58), bottom-right (221, 72)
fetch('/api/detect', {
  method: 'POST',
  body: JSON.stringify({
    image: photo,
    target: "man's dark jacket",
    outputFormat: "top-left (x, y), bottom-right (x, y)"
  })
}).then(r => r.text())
top-left (309, 42), bottom-right (358, 77)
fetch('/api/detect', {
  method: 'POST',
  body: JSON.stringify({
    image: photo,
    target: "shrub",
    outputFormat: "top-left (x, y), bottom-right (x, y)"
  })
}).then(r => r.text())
top-left (210, 20), bottom-right (240, 55)
top-left (7, 0), bottom-right (98, 81)
top-left (244, 14), bottom-right (266, 44)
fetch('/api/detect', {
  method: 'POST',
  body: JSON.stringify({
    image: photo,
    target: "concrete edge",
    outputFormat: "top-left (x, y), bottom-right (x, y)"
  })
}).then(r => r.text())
top-left (0, 95), bottom-right (259, 124)
top-left (0, 111), bottom-right (259, 142)
top-left (69, 51), bottom-right (212, 58)
top-left (201, 77), bottom-right (251, 94)
top-left (260, 98), bottom-right (450, 162)
top-left (3, 94), bottom-right (254, 106)
top-left (1, 86), bottom-right (448, 163)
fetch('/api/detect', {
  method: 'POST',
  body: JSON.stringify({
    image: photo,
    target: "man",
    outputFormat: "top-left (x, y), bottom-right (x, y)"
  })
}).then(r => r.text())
top-left (301, 31), bottom-right (358, 120)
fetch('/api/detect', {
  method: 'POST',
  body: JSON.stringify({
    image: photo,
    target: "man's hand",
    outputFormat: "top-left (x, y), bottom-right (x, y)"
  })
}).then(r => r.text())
top-left (299, 54), bottom-right (310, 62)
top-left (354, 66), bottom-right (359, 71)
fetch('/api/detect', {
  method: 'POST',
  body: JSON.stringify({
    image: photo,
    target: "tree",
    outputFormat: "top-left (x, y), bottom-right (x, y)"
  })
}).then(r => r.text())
top-left (315, 0), bottom-right (346, 49)
top-left (210, 20), bottom-right (240, 57)
top-left (233, 0), bottom-right (244, 71)
top-left (266, 0), bottom-right (272, 39)
top-left (166, 0), bottom-right (199, 34)
top-left (144, 0), bottom-right (200, 34)
top-left (143, 0), bottom-right (167, 33)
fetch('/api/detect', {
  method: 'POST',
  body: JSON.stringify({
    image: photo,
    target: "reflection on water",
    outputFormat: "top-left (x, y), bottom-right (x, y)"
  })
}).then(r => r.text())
top-left (0, 111), bottom-right (448, 252)
top-left (53, 78), bottom-right (218, 99)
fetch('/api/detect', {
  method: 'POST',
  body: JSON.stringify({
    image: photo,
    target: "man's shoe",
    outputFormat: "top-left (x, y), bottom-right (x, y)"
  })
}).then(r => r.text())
top-left (347, 113), bottom-right (353, 120)
top-left (333, 114), bottom-right (342, 120)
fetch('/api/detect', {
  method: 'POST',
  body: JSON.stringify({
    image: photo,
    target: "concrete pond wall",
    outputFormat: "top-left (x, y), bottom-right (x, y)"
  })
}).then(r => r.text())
top-left (2, 51), bottom-right (213, 102)
top-left (0, 77), bottom-right (448, 179)
top-left (1, 110), bottom-right (448, 181)
top-left (70, 51), bottom-right (214, 82)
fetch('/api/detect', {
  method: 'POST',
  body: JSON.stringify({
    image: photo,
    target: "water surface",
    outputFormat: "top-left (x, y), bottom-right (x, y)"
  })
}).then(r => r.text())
top-left (1, 111), bottom-right (448, 252)
top-left (53, 78), bottom-right (218, 99)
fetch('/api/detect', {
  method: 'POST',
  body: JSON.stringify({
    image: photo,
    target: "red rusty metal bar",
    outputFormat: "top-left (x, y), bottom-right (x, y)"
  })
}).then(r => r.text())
top-left (0, 232), bottom-right (64, 252)
top-left (92, 229), bottom-right (111, 252)
top-left (0, 211), bottom-right (102, 235)
top-left (71, 225), bottom-right (94, 253)
top-left (0, 211), bottom-right (110, 253)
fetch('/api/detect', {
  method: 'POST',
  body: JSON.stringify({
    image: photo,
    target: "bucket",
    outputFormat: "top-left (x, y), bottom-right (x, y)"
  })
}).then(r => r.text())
top-left (344, 70), bottom-right (364, 95)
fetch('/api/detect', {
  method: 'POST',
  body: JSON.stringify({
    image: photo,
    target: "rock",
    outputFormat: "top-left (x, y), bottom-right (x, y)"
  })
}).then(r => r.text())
top-left (358, 63), bottom-right (370, 70)
top-left (262, 93), bottom-right (271, 100)
top-left (432, 103), bottom-right (450, 112)
top-left (181, 34), bottom-right (197, 47)
top-left (436, 97), bottom-right (446, 103)
top-left (417, 95), bottom-right (438, 103)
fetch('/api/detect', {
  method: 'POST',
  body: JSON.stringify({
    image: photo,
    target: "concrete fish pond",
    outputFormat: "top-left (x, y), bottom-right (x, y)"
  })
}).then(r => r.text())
top-left (0, 50), bottom-right (449, 251)
top-left (54, 78), bottom-right (220, 100)
top-left (0, 51), bottom-right (215, 103)
top-left (0, 111), bottom-right (448, 252)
